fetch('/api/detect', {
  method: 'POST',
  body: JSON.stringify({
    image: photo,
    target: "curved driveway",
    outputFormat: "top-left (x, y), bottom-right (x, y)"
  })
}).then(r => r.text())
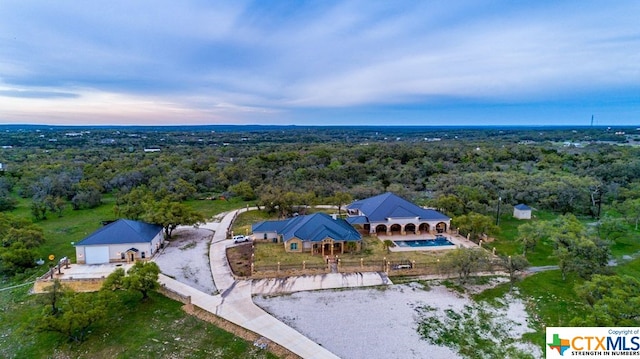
top-left (161, 208), bottom-right (343, 359)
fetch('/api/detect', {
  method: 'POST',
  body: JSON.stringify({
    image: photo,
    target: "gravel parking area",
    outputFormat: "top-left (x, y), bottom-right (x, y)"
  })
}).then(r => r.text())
top-left (153, 219), bottom-right (541, 359)
top-left (154, 226), bottom-right (217, 295)
top-left (254, 281), bottom-right (540, 359)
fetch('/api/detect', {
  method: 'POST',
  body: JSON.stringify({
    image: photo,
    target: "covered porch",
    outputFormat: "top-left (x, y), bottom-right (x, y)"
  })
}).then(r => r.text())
top-left (373, 221), bottom-right (449, 236)
top-left (311, 238), bottom-right (361, 256)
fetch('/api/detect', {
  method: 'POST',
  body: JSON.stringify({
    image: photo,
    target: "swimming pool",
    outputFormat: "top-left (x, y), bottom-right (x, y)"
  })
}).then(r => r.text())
top-left (393, 237), bottom-right (454, 248)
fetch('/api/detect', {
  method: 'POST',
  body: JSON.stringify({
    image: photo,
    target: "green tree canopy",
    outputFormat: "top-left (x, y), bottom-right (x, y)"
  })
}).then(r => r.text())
top-left (442, 248), bottom-right (491, 284)
top-left (516, 221), bottom-right (548, 256)
top-left (330, 191), bottom-right (352, 217)
top-left (38, 290), bottom-right (112, 343)
top-left (123, 261), bottom-right (161, 300)
top-left (142, 199), bottom-right (205, 238)
top-left (572, 274), bottom-right (640, 326)
top-left (0, 213), bottom-right (45, 274)
top-left (549, 214), bottom-right (610, 280)
top-left (228, 181), bottom-right (256, 201)
top-left (496, 254), bottom-right (530, 291)
top-left (453, 212), bottom-right (499, 242)
top-left (433, 194), bottom-right (465, 217)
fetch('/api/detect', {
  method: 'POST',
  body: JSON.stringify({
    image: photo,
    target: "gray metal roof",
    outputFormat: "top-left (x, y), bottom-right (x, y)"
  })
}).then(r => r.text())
top-left (75, 219), bottom-right (163, 246)
top-left (347, 192), bottom-right (450, 222)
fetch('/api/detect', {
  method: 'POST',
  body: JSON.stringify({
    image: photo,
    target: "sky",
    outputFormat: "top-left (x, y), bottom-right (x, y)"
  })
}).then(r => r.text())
top-left (0, 1), bottom-right (639, 127)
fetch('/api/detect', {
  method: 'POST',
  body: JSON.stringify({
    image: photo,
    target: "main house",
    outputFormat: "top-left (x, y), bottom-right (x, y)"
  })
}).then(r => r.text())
top-left (252, 212), bottom-right (362, 255)
top-left (345, 192), bottom-right (450, 236)
top-left (74, 219), bottom-right (164, 264)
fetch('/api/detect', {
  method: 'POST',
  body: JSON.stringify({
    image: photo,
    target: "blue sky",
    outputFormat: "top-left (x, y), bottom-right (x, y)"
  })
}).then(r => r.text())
top-left (0, 1), bottom-right (638, 126)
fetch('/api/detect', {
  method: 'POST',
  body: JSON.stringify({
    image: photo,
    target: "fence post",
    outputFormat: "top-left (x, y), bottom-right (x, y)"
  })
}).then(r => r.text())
top-left (303, 261), bottom-right (306, 270)
top-left (186, 295), bottom-right (193, 311)
top-left (251, 263), bottom-right (254, 275)
top-left (360, 258), bottom-right (363, 269)
top-left (277, 262), bottom-right (280, 273)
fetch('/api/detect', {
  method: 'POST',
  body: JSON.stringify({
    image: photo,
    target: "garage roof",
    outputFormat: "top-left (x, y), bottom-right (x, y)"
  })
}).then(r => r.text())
top-left (75, 219), bottom-right (163, 246)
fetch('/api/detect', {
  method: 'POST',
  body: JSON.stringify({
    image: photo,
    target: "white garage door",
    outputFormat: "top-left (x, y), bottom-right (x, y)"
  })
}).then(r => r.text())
top-left (85, 246), bottom-right (109, 264)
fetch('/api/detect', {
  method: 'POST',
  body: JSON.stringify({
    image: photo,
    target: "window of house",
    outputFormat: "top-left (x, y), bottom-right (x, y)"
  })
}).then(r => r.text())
top-left (121, 253), bottom-right (125, 260)
top-left (290, 243), bottom-right (298, 251)
top-left (264, 233), bottom-right (267, 240)
top-left (141, 252), bottom-right (146, 259)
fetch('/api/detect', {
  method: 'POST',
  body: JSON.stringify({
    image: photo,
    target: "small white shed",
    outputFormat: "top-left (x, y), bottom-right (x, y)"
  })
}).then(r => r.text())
top-left (513, 204), bottom-right (532, 220)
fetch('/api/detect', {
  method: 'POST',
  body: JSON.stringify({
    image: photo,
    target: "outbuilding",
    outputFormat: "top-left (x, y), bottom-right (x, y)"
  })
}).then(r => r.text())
top-left (513, 204), bottom-right (532, 220)
top-left (74, 219), bottom-right (164, 264)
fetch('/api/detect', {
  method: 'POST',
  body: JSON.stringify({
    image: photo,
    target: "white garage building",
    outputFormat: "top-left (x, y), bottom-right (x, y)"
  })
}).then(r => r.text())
top-left (74, 219), bottom-right (164, 264)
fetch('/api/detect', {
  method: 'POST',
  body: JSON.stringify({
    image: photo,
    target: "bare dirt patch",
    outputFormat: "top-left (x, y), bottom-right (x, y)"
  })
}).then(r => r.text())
top-left (227, 243), bottom-right (253, 277)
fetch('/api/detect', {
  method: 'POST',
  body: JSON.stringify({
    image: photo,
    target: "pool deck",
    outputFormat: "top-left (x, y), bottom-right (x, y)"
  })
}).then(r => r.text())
top-left (380, 233), bottom-right (477, 252)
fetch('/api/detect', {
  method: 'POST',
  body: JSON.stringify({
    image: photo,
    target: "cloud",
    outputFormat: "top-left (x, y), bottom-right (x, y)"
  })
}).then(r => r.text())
top-left (0, 1), bottom-right (638, 125)
top-left (0, 89), bottom-right (79, 99)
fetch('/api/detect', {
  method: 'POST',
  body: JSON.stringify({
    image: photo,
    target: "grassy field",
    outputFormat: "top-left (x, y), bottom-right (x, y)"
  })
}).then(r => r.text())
top-left (252, 235), bottom-right (448, 267)
top-left (5, 197), bottom-right (639, 358)
top-left (1, 196), bottom-right (271, 358)
top-left (473, 270), bottom-right (588, 351)
top-left (609, 227), bottom-right (640, 258)
top-left (0, 286), bottom-right (276, 359)
top-left (489, 211), bottom-right (558, 266)
top-left (472, 256), bottom-right (640, 353)
top-left (615, 257), bottom-right (640, 277)
top-left (230, 209), bottom-right (273, 238)
top-left (9, 195), bottom-right (119, 262)
top-left (7, 196), bottom-right (252, 266)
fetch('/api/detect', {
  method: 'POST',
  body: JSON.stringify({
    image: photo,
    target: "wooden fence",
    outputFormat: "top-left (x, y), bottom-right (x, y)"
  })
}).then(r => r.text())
top-left (252, 257), bottom-right (507, 278)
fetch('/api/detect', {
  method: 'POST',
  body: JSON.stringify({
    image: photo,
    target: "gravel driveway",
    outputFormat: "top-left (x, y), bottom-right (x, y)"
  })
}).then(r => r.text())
top-left (154, 226), bottom-right (217, 295)
top-left (153, 222), bottom-right (541, 359)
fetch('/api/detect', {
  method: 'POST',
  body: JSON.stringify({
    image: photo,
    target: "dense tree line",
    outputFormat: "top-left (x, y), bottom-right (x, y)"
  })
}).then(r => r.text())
top-left (2, 126), bottom-right (640, 223)
top-left (3, 126), bottom-right (634, 269)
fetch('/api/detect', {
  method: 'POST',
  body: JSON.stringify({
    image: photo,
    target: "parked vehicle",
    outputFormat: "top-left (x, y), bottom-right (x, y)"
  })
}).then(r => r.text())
top-left (233, 235), bottom-right (250, 243)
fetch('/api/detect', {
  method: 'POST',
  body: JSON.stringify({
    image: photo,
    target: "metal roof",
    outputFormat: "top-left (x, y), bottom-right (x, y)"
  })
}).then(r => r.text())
top-left (345, 216), bottom-right (369, 225)
top-left (514, 204), bottom-right (532, 210)
top-left (75, 219), bottom-right (163, 246)
top-left (253, 213), bottom-right (361, 243)
top-left (347, 192), bottom-right (450, 222)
